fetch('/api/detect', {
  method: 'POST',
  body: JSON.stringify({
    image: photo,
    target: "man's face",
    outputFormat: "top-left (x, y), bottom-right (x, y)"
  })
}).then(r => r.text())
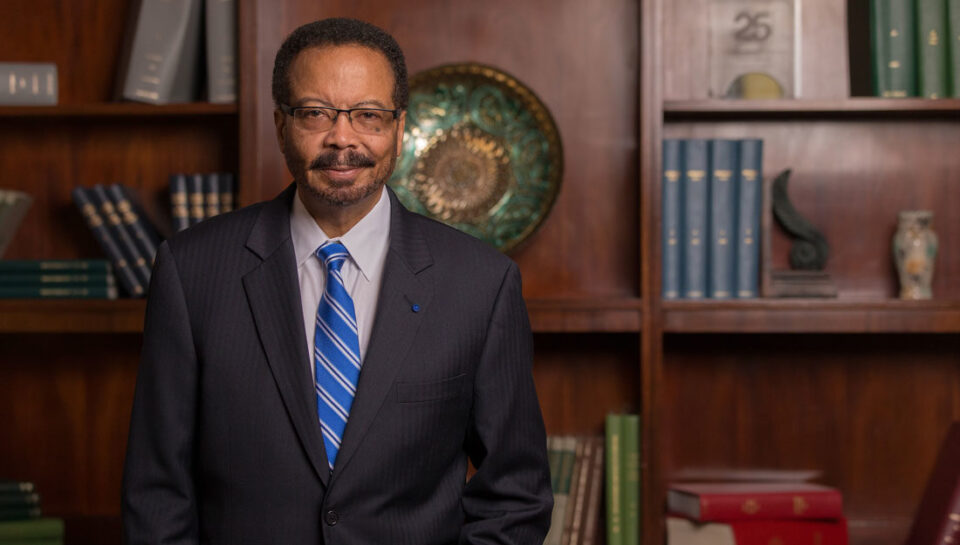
top-left (275, 44), bottom-right (405, 208)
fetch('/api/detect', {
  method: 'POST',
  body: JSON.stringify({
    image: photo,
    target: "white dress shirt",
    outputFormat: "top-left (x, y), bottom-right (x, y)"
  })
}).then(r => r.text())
top-left (290, 187), bottom-right (391, 378)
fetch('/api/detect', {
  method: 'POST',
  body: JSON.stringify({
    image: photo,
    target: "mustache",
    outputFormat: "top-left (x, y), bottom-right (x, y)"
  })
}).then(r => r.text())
top-left (309, 150), bottom-right (376, 170)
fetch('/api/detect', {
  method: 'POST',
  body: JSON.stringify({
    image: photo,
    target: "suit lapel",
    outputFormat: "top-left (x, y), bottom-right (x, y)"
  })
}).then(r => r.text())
top-left (331, 188), bottom-right (434, 483)
top-left (242, 184), bottom-right (330, 487)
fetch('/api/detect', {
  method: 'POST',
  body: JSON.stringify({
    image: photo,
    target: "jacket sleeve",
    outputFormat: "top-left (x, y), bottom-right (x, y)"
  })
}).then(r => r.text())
top-left (460, 261), bottom-right (554, 544)
top-left (122, 241), bottom-right (200, 545)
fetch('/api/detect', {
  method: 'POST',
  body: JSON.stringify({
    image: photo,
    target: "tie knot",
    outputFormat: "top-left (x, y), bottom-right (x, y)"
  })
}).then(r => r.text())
top-left (316, 241), bottom-right (349, 272)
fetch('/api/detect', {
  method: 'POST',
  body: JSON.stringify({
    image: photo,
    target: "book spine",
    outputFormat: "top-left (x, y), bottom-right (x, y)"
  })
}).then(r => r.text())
top-left (621, 414), bottom-right (641, 545)
top-left (204, 172), bottom-right (221, 219)
top-left (605, 414), bottom-right (624, 545)
top-left (90, 185), bottom-right (152, 287)
top-left (188, 173), bottom-right (205, 226)
top-left (736, 139), bottom-right (763, 298)
top-left (696, 490), bottom-right (845, 521)
top-left (729, 518), bottom-right (849, 545)
top-left (561, 438), bottom-right (588, 545)
top-left (170, 174), bottom-right (190, 232)
top-left (873, 0), bottom-right (917, 97)
top-left (662, 139), bottom-right (683, 300)
top-left (107, 184), bottom-right (158, 266)
top-left (683, 139), bottom-right (709, 299)
top-left (0, 517), bottom-right (65, 540)
top-left (0, 273), bottom-right (114, 286)
top-left (71, 188), bottom-right (145, 298)
top-left (0, 482), bottom-right (34, 494)
top-left (121, 0), bottom-right (203, 103)
top-left (708, 140), bottom-right (737, 299)
top-left (220, 172), bottom-right (235, 213)
top-left (205, 0), bottom-right (237, 103)
top-left (0, 492), bottom-right (40, 508)
top-left (0, 286), bottom-right (118, 299)
top-left (949, 0), bottom-right (960, 97)
top-left (0, 260), bottom-right (111, 274)
top-left (0, 507), bottom-right (42, 521)
top-left (546, 437), bottom-right (577, 545)
top-left (581, 437), bottom-right (605, 545)
top-left (917, 0), bottom-right (949, 98)
top-left (0, 63), bottom-right (57, 105)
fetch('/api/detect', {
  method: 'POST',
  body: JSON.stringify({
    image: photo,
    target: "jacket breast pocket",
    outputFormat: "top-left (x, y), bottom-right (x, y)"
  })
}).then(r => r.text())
top-left (396, 373), bottom-right (466, 403)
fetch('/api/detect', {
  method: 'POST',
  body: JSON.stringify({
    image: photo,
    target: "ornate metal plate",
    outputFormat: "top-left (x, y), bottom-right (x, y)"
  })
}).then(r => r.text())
top-left (388, 63), bottom-right (563, 253)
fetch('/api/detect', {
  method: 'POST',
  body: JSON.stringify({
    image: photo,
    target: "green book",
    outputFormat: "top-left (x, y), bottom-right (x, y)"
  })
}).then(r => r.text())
top-left (0, 517), bottom-right (62, 539)
top-left (917, 0), bottom-right (949, 97)
top-left (605, 414), bottom-right (624, 545)
top-left (0, 273), bottom-right (114, 287)
top-left (620, 414), bottom-right (641, 545)
top-left (0, 507), bottom-right (41, 521)
top-left (0, 482), bottom-right (34, 494)
top-left (0, 492), bottom-right (39, 509)
top-left (0, 260), bottom-right (111, 274)
top-left (949, 0), bottom-right (960, 96)
top-left (0, 286), bottom-right (117, 299)
top-left (872, 0), bottom-right (917, 97)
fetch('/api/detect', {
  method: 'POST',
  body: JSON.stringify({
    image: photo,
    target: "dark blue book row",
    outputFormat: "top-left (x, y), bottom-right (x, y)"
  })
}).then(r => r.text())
top-left (662, 139), bottom-right (763, 300)
top-left (169, 172), bottom-right (236, 233)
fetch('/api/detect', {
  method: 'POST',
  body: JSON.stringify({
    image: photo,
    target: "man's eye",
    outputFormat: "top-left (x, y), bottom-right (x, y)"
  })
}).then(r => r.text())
top-left (356, 110), bottom-right (383, 120)
top-left (302, 109), bottom-right (326, 119)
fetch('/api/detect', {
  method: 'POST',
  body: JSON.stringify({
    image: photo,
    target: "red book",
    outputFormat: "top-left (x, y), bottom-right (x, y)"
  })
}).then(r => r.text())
top-left (668, 482), bottom-right (844, 521)
top-left (906, 422), bottom-right (960, 545)
top-left (667, 516), bottom-right (849, 545)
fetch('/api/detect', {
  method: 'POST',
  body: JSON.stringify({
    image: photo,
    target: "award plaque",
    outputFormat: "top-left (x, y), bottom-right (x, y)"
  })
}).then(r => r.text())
top-left (709, 0), bottom-right (800, 99)
top-left (388, 63), bottom-right (563, 253)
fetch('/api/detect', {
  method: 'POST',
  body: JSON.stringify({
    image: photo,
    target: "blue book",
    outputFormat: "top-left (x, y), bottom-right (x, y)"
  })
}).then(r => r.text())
top-left (220, 172), bottom-right (235, 213)
top-left (188, 173), bottom-right (205, 226)
top-left (204, 173), bottom-right (221, 219)
top-left (662, 140), bottom-right (684, 300)
top-left (170, 174), bottom-right (190, 232)
top-left (682, 139), bottom-right (709, 300)
top-left (89, 184), bottom-right (152, 287)
top-left (736, 139), bottom-right (764, 298)
top-left (71, 188), bottom-right (145, 298)
top-left (107, 184), bottom-right (160, 266)
top-left (708, 140), bottom-right (738, 299)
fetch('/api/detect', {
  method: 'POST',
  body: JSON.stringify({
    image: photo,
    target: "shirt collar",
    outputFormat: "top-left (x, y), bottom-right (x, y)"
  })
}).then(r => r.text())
top-left (290, 186), bottom-right (391, 281)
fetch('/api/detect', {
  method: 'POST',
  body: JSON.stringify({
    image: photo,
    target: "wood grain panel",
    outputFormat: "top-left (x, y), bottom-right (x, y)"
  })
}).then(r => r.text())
top-left (244, 0), bottom-right (640, 298)
top-left (663, 120), bottom-right (960, 301)
top-left (661, 333), bottom-right (960, 544)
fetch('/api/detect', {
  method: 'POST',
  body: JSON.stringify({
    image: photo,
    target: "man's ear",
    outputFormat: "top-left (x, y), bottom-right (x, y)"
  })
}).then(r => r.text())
top-left (395, 111), bottom-right (406, 157)
top-left (274, 108), bottom-right (286, 149)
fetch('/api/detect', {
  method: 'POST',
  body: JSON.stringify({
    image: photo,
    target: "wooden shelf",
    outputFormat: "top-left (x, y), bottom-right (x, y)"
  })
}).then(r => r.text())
top-left (527, 297), bottom-right (642, 333)
top-left (663, 98), bottom-right (960, 120)
top-left (662, 299), bottom-right (960, 333)
top-left (0, 102), bottom-right (237, 118)
top-left (0, 299), bottom-right (146, 333)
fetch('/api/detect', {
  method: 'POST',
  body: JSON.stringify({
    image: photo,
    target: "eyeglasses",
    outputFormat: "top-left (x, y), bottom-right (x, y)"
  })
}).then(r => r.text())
top-left (280, 104), bottom-right (400, 135)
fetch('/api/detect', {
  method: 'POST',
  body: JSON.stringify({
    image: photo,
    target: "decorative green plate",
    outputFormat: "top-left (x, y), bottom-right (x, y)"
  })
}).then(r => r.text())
top-left (388, 63), bottom-right (563, 253)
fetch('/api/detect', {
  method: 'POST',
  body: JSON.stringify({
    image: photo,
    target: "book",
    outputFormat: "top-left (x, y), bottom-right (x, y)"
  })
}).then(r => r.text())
top-left (0, 482), bottom-right (34, 495)
top-left (204, 173), bottom-right (222, 219)
top-left (0, 506), bottom-right (41, 521)
top-left (170, 174), bottom-right (190, 232)
top-left (905, 422), bottom-right (960, 545)
top-left (606, 415), bottom-right (624, 545)
top-left (871, 0), bottom-right (917, 97)
top-left (220, 172), bottom-right (236, 213)
top-left (0, 286), bottom-right (118, 299)
top-left (667, 516), bottom-right (849, 545)
top-left (662, 139), bottom-right (683, 300)
top-left (949, 0), bottom-right (960, 97)
top-left (667, 482), bottom-right (844, 521)
top-left (0, 260), bottom-right (111, 274)
top-left (708, 140), bottom-right (737, 299)
top-left (0, 492), bottom-right (39, 508)
top-left (564, 438), bottom-right (594, 545)
top-left (621, 414), bottom-right (641, 545)
top-left (917, 0), bottom-right (949, 98)
top-left (735, 139), bottom-right (763, 298)
top-left (581, 437), bottom-right (606, 545)
top-left (0, 63), bottom-right (57, 105)
top-left (545, 437), bottom-right (577, 545)
top-left (89, 185), bottom-right (152, 287)
top-left (0, 517), bottom-right (64, 540)
top-left (107, 184), bottom-right (160, 266)
top-left (188, 173), bottom-right (205, 226)
top-left (682, 139), bottom-right (709, 299)
top-left (71, 188), bottom-right (145, 298)
top-left (205, 0), bottom-right (238, 103)
top-left (0, 189), bottom-right (32, 258)
top-left (0, 273), bottom-right (114, 287)
top-left (119, 0), bottom-right (204, 103)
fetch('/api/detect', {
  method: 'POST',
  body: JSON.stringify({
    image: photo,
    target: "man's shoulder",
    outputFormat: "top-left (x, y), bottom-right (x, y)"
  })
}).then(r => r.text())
top-left (165, 200), bottom-right (269, 256)
top-left (403, 209), bottom-right (516, 275)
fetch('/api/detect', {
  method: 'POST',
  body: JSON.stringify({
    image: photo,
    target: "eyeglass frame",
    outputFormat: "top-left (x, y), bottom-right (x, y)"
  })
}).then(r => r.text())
top-left (278, 104), bottom-right (402, 134)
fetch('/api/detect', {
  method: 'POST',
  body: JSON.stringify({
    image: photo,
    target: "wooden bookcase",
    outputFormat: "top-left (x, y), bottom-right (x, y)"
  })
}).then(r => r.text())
top-left (0, 1), bottom-right (957, 544)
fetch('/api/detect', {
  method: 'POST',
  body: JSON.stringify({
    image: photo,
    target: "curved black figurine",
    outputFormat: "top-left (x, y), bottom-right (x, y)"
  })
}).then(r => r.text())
top-left (771, 169), bottom-right (829, 271)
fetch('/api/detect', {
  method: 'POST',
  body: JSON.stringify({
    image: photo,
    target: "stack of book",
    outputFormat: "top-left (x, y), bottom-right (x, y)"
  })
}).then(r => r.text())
top-left (604, 413), bottom-right (641, 545)
top-left (72, 184), bottom-right (161, 298)
top-left (871, 0), bottom-right (960, 98)
top-left (0, 259), bottom-right (117, 299)
top-left (0, 480), bottom-right (63, 545)
top-left (662, 139), bottom-right (764, 300)
top-left (170, 172), bottom-right (236, 232)
top-left (0, 189), bottom-right (32, 259)
top-left (666, 482), bottom-right (847, 545)
top-left (543, 435), bottom-right (606, 545)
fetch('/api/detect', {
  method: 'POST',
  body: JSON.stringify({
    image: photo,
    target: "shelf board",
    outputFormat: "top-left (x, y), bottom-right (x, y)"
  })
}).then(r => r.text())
top-left (663, 98), bottom-right (960, 120)
top-left (0, 102), bottom-right (238, 118)
top-left (663, 299), bottom-right (960, 333)
top-left (526, 297), bottom-right (642, 332)
top-left (0, 299), bottom-right (146, 333)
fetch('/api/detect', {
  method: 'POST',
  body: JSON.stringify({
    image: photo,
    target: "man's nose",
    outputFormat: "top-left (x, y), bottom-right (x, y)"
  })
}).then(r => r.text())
top-left (322, 112), bottom-right (359, 148)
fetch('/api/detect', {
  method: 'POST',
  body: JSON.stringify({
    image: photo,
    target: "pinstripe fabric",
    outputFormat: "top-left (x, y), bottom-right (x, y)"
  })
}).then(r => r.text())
top-left (314, 241), bottom-right (361, 470)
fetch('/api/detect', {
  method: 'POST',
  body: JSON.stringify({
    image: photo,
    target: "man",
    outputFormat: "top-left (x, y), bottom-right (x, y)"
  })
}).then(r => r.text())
top-left (122, 17), bottom-right (553, 545)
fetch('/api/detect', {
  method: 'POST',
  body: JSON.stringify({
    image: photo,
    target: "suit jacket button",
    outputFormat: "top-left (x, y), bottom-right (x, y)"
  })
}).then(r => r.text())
top-left (325, 510), bottom-right (339, 526)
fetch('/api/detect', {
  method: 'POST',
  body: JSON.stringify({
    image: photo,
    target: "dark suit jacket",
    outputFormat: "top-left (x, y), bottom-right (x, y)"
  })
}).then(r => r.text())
top-left (122, 185), bottom-right (553, 545)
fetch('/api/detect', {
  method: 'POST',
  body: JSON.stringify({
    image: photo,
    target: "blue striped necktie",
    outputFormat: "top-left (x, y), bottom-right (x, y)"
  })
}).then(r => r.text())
top-left (314, 241), bottom-right (361, 471)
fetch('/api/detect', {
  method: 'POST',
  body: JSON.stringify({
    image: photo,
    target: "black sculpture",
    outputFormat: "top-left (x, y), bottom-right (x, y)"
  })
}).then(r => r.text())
top-left (771, 168), bottom-right (829, 271)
